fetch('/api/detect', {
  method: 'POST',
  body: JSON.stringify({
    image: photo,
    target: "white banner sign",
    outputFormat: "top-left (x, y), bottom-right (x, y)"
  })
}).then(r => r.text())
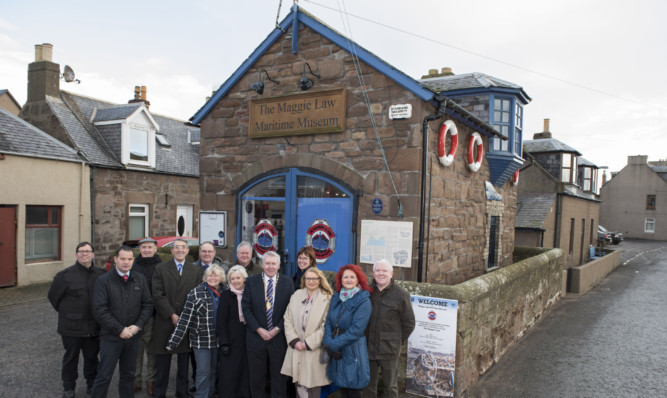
top-left (405, 295), bottom-right (458, 397)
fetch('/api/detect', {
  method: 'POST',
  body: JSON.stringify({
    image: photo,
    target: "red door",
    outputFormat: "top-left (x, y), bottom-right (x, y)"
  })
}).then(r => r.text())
top-left (0, 207), bottom-right (17, 287)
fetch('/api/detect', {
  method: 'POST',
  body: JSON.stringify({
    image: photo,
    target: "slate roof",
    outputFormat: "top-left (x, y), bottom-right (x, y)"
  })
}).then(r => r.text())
top-left (46, 91), bottom-right (198, 176)
top-left (523, 138), bottom-right (582, 156)
top-left (577, 157), bottom-right (598, 167)
top-left (420, 72), bottom-right (525, 93)
top-left (0, 107), bottom-right (81, 162)
top-left (649, 165), bottom-right (667, 182)
top-left (515, 193), bottom-right (556, 229)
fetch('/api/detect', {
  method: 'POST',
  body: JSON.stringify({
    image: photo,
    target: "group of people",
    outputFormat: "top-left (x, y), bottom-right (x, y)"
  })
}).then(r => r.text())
top-left (48, 239), bottom-right (416, 398)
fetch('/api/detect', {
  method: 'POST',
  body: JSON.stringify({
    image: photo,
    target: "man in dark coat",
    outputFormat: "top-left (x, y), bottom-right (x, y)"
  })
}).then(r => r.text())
top-left (242, 251), bottom-right (295, 398)
top-left (363, 259), bottom-right (415, 398)
top-left (90, 245), bottom-right (153, 398)
top-left (236, 241), bottom-right (261, 276)
top-left (48, 241), bottom-right (105, 398)
top-left (131, 237), bottom-right (162, 395)
top-left (150, 238), bottom-right (204, 398)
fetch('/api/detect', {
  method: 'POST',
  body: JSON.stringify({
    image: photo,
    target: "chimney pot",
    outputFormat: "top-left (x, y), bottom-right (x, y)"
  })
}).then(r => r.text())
top-left (428, 69), bottom-right (438, 76)
top-left (140, 86), bottom-right (147, 100)
top-left (35, 44), bottom-right (43, 61)
top-left (441, 67), bottom-right (454, 76)
top-left (41, 43), bottom-right (53, 62)
top-left (544, 118), bottom-right (550, 132)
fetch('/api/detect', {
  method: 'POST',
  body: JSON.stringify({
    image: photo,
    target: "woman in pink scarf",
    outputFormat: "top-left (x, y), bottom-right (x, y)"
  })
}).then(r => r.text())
top-left (216, 265), bottom-right (250, 398)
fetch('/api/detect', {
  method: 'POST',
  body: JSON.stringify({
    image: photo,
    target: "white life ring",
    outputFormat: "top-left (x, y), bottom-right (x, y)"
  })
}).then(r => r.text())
top-left (467, 132), bottom-right (483, 172)
top-left (511, 169), bottom-right (519, 185)
top-left (437, 120), bottom-right (458, 166)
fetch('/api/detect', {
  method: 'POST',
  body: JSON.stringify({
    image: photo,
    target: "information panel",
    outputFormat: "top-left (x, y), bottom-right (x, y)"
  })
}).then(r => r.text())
top-left (198, 211), bottom-right (227, 247)
top-left (359, 220), bottom-right (413, 267)
top-left (405, 295), bottom-right (458, 397)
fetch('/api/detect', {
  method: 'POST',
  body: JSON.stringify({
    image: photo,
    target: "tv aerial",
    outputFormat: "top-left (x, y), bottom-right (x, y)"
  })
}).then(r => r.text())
top-left (61, 65), bottom-right (81, 84)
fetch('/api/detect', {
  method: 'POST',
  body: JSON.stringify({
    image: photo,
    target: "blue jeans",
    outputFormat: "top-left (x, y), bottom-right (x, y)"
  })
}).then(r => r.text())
top-left (193, 348), bottom-right (218, 398)
top-left (91, 338), bottom-right (139, 398)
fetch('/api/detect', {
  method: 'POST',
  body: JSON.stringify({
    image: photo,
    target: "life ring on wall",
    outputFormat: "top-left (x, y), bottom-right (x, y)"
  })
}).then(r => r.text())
top-left (437, 120), bottom-right (458, 166)
top-left (467, 132), bottom-right (483, 172)
top-left (511, 169), bottom-right (519, 185)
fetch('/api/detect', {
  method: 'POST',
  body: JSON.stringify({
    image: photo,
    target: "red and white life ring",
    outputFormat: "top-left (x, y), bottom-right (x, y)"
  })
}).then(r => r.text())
top-left (511, 169), bottom-right (519, 185)
top-left (437, 120), bottom-right (458, 166)
top-left (467, 132), bottom-right (483, 172)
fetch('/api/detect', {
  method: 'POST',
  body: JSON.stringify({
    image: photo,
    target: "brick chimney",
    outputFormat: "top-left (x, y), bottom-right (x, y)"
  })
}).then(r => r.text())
top-left (533, 118), bottom-right (553, 139)
top-left (128, 85), bottom-right (150, 109)
top-left (628, 155), bottom-right (648, 165)
top-left (421, 67), bottom-right (455, 79)
top-left (27, 43), bottom-right (60, 102)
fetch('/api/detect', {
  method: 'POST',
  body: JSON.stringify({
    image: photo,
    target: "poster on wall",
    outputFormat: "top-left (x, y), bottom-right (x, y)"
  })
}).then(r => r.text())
top-left (405, 295), bottom-right (458, 398)
top-left (359, 220), bottom-right (413, 267)
top-left (198, 211), bottom-right (226, 247)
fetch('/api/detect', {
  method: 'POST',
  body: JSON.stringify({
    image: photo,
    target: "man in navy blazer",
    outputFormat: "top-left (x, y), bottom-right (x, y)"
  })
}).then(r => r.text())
top-left (242, 250), bottom-right (295, 398)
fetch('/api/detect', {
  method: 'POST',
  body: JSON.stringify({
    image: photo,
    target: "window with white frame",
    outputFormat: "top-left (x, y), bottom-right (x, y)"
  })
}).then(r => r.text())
top-left (514, 102), bottom-right (523, 155)
top-left (491, 98), bottom-right (510, 152)
top-left (25, 205), bottom-right (61, 261)
top-left (129, 127), bottom-right (149, 162)
top-left (561, 153), bottom-right (577, 183)
top-left (129, 204), bottom-right (149, 240)
top-left (645, 218), bottom-right (655, 233)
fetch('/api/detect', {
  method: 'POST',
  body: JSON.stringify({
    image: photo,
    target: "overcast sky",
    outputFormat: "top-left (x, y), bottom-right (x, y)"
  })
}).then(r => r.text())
top-left (2, 0), bottom-right (665, 173)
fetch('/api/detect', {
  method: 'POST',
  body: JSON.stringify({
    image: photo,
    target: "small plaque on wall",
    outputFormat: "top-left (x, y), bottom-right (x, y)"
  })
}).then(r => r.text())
top-left (249, 88), bottom-right (346, 138)
top-left (388, 104), bottom-right (412, 119)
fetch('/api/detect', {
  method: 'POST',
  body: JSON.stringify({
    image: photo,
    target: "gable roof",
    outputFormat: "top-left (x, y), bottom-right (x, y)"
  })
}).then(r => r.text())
top-left (516, 193), bottom-right (556, 229)
top-left (190, 5), bottom-right (436, 125)
top-left (47, 91), bottom-right (198, 176)
top-left (0, 107), bottom-right (81, 162)
top-left (0, 89), bottom-right (22, 110)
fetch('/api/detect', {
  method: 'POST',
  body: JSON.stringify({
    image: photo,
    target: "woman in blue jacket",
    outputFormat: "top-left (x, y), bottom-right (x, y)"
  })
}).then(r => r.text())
top-left (322, 264), bottom-right (373, 398)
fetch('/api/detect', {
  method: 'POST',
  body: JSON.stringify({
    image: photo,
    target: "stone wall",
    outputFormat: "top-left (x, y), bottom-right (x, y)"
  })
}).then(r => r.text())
top-left (395, 246), bottom-right (564, 397)
top-left (200, 23), bottom-right (519, 283)
top-left (93, 168), bottom-right (199, 259)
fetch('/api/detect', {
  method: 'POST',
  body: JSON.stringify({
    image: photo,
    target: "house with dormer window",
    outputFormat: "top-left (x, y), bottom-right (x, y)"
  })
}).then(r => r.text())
top-left (515, 119), bottom-right (600, 267)
top-left (18, 44), bottom-right (200, 261)
top-left (419, 68), bottom-right (530, 186)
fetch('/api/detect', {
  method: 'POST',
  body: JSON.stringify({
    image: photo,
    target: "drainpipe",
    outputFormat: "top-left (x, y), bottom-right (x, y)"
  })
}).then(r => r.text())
top-left (79, 161), bottom-right (85, 242)
top-left (554, 193), bottom-right (562, 248)
top-left (418, 96), bottom-right (446, 282)
top-left (90, 166), bottom-right (96, 249)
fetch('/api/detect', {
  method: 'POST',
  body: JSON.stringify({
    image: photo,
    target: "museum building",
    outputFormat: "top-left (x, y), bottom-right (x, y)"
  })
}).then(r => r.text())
top-left (190, 6), bottom-right (530, 284)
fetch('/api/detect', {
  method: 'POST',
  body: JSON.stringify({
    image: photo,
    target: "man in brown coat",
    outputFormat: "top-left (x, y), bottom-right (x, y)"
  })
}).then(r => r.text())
top-left (364, 259), bottom-right (415, 398)
top-left (149, 239), bottom-right (204, 398)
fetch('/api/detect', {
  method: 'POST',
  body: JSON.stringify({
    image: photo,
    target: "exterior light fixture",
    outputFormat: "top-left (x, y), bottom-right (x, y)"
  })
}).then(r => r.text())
top-left (251, 69), bottom-right (279, 95)
top-left (299, 63), bottom-right (320, 91)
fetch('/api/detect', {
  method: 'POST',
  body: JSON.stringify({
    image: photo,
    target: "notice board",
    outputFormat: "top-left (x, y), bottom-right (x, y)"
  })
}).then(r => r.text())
top-left (199, 211), bottom-right (227, 247)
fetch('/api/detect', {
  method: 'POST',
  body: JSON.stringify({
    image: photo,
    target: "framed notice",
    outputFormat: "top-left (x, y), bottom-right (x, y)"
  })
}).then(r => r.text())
top-left (198, 211), bottom-right (227, 247)
top-left (359, 220), bottom-right (413, 267)
top-left (405, 295), bottom-right (458, 397)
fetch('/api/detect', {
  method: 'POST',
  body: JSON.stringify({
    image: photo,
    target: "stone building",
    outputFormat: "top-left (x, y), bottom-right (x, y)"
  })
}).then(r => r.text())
top-left (19, 43), bottom-right (200, 261)
top-left (189, 6), bottom-right (529, 283)
top-left (599, 155), bottom-right (667, 240)
top-left (516, 119), bottom-right (601, 267)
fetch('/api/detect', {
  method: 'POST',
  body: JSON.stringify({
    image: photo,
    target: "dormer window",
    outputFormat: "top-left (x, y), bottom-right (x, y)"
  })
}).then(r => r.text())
top-left (490, 95), bottom-right (523, 157)
top-left (580, 166), bottom-right (598, 193)
top-left (124, 122), bottom-right (156, 167)
top-left (561, 153), bottom-right (577, 183)
top-left (130, 126), bottom-right (149, 162)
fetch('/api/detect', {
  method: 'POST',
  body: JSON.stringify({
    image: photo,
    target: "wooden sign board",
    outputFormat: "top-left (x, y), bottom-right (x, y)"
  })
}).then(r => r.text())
top-left (249, 88), bottom-right (346, 138)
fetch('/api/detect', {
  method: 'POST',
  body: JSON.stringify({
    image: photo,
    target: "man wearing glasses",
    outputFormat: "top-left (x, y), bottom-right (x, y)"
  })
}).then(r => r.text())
top-left (48, 241), bottom-right (105, 398)
top-left (150, 238), bottom-right (204, 398)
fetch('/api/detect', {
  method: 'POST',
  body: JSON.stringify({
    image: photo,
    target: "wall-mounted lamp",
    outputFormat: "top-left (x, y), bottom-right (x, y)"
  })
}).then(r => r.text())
top-left (251, 69), bottom-right (279, 95)
top-left (299, 63), bottom-right (320, 91)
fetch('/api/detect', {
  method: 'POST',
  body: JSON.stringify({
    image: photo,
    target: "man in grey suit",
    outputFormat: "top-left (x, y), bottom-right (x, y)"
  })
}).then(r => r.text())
top-left (242, 251), bottom-right (294, 397)
top-left (150, 239), bottom-right (204, 398)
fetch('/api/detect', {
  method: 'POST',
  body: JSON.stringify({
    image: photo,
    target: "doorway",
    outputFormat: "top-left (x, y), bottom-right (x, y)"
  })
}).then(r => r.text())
top-left (0, 207), bottom-right (17, 287)
top-left (237, 169), bottom-right (356, 276)
top-left (176, 205), bottom-right (194, 237)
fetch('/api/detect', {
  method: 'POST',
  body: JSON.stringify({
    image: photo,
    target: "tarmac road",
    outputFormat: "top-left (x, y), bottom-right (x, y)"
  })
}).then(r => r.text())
top-left (466, 239), bottom-right (667, 398)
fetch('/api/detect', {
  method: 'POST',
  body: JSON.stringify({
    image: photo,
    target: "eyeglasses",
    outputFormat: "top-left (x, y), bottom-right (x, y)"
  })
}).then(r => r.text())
top-left (297, 256), bottom-right (310, 261)
top-left (77, 250), bottom-right (93, 254)
top-left (305, 277), bottom-right (320, 282)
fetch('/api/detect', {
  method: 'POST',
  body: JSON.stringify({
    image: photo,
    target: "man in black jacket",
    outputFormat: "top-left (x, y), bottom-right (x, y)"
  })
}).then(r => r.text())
top-left (90, 245), bottom-right (153, 398)
top-left (131, 237), bottom-right (161, 395)
top-left (48, 241), bottom-right (105, 398)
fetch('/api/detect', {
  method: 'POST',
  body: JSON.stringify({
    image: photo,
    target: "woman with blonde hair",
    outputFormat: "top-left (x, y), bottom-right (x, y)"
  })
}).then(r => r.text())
top-left (281, 267), bottom-right (333, 398)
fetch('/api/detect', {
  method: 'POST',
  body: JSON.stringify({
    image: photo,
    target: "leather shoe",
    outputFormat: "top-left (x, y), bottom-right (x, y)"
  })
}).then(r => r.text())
top-left (146, 381), bottom-right (154, 396)
top-left (133, 383), bottom-right (142, 392)
top-left (63, 391), bottom-right (75, 398)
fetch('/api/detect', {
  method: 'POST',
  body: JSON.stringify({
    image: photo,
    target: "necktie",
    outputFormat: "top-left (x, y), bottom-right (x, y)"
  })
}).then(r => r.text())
top-left (122, 274), bottom-right (128, 282)
top-left (266, 278), bottom-right (274, 330)
top-left (177, 263), bottom-right (183, 275)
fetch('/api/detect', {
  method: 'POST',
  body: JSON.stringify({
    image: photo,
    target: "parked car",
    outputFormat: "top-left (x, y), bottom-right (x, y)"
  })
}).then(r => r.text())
top-left (104, 236), bottom-right (199, 271)
top-left (598, 225), bottom-right (623, 245)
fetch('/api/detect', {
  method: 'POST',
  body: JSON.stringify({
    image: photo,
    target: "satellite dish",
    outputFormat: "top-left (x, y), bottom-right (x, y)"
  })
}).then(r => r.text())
top-left (62, 65), bottom-right (81, 84)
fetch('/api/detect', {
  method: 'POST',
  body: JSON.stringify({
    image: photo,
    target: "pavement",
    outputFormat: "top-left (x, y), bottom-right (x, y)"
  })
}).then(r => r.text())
top-left (0, 281), bottom-right (51, 307)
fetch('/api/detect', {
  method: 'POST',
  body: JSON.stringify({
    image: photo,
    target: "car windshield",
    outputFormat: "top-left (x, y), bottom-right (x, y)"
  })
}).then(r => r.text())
top-left (598, 226), bottom-right (608, 232)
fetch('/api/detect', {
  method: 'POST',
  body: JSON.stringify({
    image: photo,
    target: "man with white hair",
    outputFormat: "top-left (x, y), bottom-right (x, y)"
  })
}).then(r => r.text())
top-left (236, 241), bottom-right (261, 276)
top-left (364, 259), bottom-right (415, 398)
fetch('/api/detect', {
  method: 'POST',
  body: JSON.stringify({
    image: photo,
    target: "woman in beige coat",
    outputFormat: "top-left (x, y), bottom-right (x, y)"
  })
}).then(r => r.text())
top-left (281, 267), bottom-right (333, 398)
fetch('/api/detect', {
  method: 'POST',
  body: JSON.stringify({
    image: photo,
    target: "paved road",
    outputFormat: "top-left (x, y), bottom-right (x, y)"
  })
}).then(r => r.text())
top-left (466, 239), bottom-right (667, 398)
